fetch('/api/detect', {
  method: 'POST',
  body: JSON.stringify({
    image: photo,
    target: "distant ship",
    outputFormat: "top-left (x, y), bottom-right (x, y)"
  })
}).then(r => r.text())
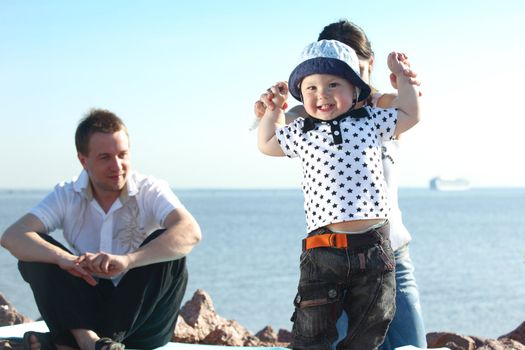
top-left (429, 176), bottom-right (470, 191)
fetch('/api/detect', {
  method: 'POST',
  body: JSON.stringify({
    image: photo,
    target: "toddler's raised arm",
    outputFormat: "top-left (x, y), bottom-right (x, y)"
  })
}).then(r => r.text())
top-left (388, 52), bottom-right (421, 137)
top-left (257, 82), bottom-right (288, 156)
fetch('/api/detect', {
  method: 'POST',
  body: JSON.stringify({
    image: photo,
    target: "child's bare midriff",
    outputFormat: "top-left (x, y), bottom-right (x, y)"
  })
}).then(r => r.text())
top-left (327, 218), bottom-right (385, 233)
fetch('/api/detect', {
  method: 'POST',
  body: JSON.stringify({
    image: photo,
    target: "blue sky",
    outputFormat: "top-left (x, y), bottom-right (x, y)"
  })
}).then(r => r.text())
top-left (1, 0), bottom-right (524, 189)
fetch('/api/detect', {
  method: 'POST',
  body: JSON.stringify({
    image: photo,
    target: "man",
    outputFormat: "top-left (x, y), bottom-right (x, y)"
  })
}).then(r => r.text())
top-left (1, 109), bottom-right (202, 350)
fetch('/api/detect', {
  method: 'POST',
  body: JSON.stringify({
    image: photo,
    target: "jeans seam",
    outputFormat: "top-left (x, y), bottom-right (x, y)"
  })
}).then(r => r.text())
top-left (343, 271), bottom-right (385, 348)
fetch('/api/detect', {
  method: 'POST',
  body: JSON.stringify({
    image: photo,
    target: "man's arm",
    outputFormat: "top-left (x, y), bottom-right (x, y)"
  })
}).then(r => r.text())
top-left (79, 206), bottom-right (202, 277)
top-left (128, 206), bottom-right (202, 267)
top-left (0, 214), bottom-right (97, 285)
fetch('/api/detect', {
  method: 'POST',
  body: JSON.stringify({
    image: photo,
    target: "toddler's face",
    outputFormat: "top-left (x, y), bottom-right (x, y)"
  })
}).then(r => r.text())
top-left (300, 74), bottom-right (355, 120)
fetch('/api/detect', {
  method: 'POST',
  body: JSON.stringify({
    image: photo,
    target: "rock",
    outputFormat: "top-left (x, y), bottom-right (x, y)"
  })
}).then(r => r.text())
top-left (202, 319), bottom-right (256, 346)
top-left (0, 293), bottom-right (32, 326)
top-left (427, 328), bottom-right (525, 350)
top-left (172, 316), bottom-right (200, 343)
top-left (176, 289), bottom-right (227, 342)
top-left (427, 331), bottom-right (477, 349)
top-left (173, 289), bottom-right (290, 347)
top-left (278, 328), bottom-right (293, 343)
top-left (477, 338), bottom-right (525, 349)
top-left (256, 325), bottom-right (277, 343)
top-left (499, 321), bottom-right (525, 345)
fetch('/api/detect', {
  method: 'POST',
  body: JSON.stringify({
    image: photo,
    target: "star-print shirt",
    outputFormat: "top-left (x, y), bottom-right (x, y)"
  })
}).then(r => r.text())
top-left (276, 106), bottom-right (398, 232)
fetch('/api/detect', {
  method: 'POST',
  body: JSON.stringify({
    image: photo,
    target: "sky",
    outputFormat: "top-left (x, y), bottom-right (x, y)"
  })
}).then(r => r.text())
top-left (1, 0), bottom-right (524, 189)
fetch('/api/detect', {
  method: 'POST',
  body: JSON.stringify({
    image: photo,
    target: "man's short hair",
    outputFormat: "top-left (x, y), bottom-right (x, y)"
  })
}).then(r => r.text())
top-left (75, 108), bottom-right (128, 156)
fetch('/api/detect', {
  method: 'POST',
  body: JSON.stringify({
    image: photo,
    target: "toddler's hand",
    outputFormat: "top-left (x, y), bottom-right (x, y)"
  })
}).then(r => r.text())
top-left (249, 82), bottom-right (288, 131)
top-left (269, 81), bottom-right (289, 109)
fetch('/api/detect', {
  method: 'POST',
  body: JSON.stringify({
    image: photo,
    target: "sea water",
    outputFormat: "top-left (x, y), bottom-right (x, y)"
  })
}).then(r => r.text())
top-left (0, 188), bottom-right (524, 339)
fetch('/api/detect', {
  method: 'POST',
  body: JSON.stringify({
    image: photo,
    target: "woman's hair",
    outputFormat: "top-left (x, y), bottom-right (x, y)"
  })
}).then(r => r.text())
top-left (75, 108), bottom-right (128, 156)
top-left (318, 19), bottom-right (374, 60)
top-left (318, 19), bottom-right (378, 102)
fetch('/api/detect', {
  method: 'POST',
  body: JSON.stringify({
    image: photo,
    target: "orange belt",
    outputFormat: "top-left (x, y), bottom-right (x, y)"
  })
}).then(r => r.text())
top-left (302, 229), bottom-right (385, 251)
top-left (302, 233), bottom-right (349, 250)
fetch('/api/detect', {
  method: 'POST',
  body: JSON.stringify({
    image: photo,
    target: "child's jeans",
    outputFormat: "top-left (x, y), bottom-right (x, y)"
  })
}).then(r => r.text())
top-left (290, 223), bottom-right (396, 350)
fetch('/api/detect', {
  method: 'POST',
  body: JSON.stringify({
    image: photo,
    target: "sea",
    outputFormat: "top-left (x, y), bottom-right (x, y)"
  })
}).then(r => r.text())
top-left (0, 188), bottom-right (524, 339)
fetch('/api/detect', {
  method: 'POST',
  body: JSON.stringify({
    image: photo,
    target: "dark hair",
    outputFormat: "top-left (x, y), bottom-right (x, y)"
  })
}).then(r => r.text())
top-left (318, 19), bottom-right (374, 60)
top-left (318, 19), bottom-right (378, 102)
top-left (75, 108), bottom-right (128, 155)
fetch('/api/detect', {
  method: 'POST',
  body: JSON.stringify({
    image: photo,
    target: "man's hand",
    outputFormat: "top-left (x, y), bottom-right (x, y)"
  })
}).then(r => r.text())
top-left (77, 252), bottom-right (130, 279)
top-left (57, 254), bottom-right (98, 286)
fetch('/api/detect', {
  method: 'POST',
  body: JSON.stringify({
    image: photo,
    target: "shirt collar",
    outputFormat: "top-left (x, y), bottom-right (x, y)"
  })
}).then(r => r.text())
top-left (301, 107), bottom-right (370, 133)
top-left (72, 169), bottom-right (139, 203)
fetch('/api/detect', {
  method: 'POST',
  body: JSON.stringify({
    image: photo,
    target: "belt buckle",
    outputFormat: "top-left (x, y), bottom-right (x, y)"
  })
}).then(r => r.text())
top-left (329, 233), bottom-right (337, 248)
top-left (329, 233), bottom-right (347, 249)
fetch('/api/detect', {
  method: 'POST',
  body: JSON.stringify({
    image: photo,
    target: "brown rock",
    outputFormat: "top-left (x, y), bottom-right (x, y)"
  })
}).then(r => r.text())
top-left (499, 321), bottom-right (525, 345)
top-left (427, 331), bottom-right (477, 350)
top-left (477, 338), bottom-right (525, 349)
top-left (177, 289), bottom-right (227, 342)
top-left (277, 328), bottom-right (293, 343)
top-left (174, 289), bottom-right (290, 346)
top-left (201, 319), bottom-right (256, 346)
top-left (172, 316), bottom-right (200, 343)
top-left (471, 336), bottom-right (490, 348)
top-left (0, 293), bottom-right (32, 326)
top-left (426, 327), bottom-right (525, 350)
top-left (256, 325), bottom-right (278, 343)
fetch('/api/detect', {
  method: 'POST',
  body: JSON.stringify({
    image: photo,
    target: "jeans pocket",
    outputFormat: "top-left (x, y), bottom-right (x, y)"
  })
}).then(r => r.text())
top-left (299, 249), bottom-right (313, 267)
top-left (291, 282), bottom-right (343, 348)
top-left (377, 243), bottom-right (395, 271)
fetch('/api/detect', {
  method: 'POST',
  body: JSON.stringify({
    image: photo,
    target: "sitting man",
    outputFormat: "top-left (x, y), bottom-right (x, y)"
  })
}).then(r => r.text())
top-left (1, 109), bottom-right (202, 350)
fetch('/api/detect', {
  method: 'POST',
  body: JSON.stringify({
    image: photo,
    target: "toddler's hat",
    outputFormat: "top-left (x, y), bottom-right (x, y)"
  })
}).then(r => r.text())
top-left (288, 39), bottom-right (371, 102)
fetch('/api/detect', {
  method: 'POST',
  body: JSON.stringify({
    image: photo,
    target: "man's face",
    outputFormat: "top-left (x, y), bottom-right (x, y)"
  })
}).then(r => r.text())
top-left (78, 130), bottom-right (130, 197)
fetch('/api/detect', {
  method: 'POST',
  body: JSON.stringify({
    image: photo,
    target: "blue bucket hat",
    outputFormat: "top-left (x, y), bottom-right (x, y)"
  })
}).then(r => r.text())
top-left (288, 39), bottom-right (371, 102)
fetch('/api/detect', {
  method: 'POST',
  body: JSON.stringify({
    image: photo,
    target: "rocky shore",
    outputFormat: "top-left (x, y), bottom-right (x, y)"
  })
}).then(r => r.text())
top-left (1, 289), bottom-right (524, 349)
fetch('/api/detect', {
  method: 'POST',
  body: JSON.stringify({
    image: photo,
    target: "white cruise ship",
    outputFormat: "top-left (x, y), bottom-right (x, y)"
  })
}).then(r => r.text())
top-left (429, 176), bottom-right (470, 191)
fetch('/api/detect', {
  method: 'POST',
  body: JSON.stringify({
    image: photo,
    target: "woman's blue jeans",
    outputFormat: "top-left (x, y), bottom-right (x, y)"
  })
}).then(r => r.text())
top-left (379, 244), bottom-right (427, 350)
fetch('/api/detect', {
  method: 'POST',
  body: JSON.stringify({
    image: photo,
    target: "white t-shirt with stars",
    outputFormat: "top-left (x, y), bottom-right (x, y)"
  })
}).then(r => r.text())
top-left (276, 106), bottom-right (397, 232)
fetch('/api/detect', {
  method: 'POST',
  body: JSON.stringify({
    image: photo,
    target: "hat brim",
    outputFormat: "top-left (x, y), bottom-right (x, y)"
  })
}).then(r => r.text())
top-left (288, 57), bottom-right (371, 102)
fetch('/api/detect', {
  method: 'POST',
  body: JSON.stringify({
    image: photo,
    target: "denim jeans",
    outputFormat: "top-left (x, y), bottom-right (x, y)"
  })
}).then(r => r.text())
top-left (290, 226), bottom-right (396, 350)
top-left (379, 244), bottom-right (427, 350)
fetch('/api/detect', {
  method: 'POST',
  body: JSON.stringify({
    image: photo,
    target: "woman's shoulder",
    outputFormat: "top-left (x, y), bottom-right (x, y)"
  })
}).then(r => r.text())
top-left (375, 92), bottom-right (397, 109)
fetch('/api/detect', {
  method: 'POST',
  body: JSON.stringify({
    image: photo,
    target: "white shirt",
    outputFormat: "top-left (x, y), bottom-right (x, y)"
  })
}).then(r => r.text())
top-left (31, 170), bottom-right (182, 257)
top-left (370, 92), bottom-right (412, 250)
top-left (382, 140), bottom-right (412, 250)
top-left (276, 106), bottom-right (397, 232)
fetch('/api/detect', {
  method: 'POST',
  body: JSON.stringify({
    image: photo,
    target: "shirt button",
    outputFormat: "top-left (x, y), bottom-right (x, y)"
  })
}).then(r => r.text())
top-left (332, 121), bottom-right (338, 125)
top-left (334, 130), bottom-right (340, 136)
